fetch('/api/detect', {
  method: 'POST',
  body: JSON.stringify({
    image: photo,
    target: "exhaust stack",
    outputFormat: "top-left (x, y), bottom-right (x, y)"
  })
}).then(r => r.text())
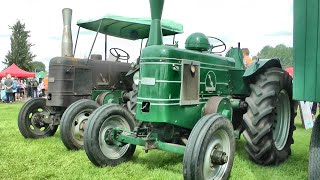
top-left (147, 0), bottom-right (164, 46)
top-left (61, 8), bottom-right (73, 57)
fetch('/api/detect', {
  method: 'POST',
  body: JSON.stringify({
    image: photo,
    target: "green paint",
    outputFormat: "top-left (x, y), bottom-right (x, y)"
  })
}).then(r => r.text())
top-left (229, 70), bottom-right (249, 96)
top-left (91, 90), bottom-right (123, 103)
top-left (242, 59), bottom-right (281, 78)
top-left (225, 47), bottom-right (245, 69)
top-left (91, 90), bottom-right (111, 101)
top-left (115, 133), bottom-right (185, 154)
top-left (136, 45), bottom-right (248, 129)
top-left (185, 32), bottom-right (210, 51)
top-left (293, 0), bottom-right (320, 102)
top-left (230, 99), bottom-right (241, 108)
top-left (156, 141), bottom-right (185, 154)
top-left (216, 98), bottom-right (233, 120)
top-left (77, 15), bottom-right (183, 40)
top-left (147, 0), bottom-right (164, 46)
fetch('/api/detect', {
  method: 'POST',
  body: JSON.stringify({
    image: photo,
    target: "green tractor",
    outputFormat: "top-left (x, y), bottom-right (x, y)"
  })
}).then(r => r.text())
top-left (83, 0), bottom-right (295, 179)
top-left (59, 13), bottom-right (184, 150)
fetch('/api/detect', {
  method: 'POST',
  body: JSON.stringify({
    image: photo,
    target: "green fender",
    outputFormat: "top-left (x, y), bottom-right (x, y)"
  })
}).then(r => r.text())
top-left (243, 58), bottom-right (282, 80)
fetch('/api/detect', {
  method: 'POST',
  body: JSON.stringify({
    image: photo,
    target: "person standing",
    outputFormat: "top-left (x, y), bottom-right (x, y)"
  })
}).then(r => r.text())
top-left (31, 78), bottom-right (39, 98)
top-left (4, 74), bottom-right (14, 103)
top-left (20, 79), bottom-right (25, 99)
top-left (242, 48), bottom-right (253, 68)
top-left (38, 79), bottom-right (45, 97)
top-left (27, 79), bottom-right (32, 97)
top-left (12, 77), bottom-right (17, 101)
top-left (1, 77), bottom-right (5, 102)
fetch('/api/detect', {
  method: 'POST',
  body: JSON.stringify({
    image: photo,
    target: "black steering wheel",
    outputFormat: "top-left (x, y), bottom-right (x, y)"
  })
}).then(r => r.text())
top-left (207, 36), bottom-right (227, 53)
top-left (109, 48), bottom-right (130, 63)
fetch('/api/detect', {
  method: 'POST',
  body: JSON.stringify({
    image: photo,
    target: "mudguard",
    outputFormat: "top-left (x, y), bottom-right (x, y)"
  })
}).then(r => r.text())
top-left (243, 58), bottom-right (282, 80)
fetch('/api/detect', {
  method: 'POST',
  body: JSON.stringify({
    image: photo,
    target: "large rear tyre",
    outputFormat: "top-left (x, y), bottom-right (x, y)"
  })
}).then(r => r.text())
top-left (308, 115), bottom-right (320, 180)
top-left (18, 98), bottom-right (58, 138)
top-left (243, 67), bottom-right (295, 165)
top-left (183, 113), bottom-right (235, 180)
top-left (60, 99), bottom-right (100, 150)
top-left (84, 104), bottom-right (136, 166)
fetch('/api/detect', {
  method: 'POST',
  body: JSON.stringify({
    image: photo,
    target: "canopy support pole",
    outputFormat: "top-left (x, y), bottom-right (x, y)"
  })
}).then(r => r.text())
top-left (73, 26), bottom-right (80, 56)
top-left (173, 35), bottom-right (175, 45)
top-left (105, 35), bottom-right (107, 61)
top-left (139, 39), bottom-right (144, 58)
top-left (87, 19), bottom-right (102, 64)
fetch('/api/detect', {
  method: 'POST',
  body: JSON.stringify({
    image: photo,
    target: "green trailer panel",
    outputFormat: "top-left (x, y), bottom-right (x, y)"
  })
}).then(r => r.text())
top-left (293, 0), bottom-right (320, 102)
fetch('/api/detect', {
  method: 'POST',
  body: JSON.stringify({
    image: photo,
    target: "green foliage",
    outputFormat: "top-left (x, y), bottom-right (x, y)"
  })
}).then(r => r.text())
top-left (3, 20), bottom-right (36, 71)
top-left (257, 44), bottom-right (293, 68)
top-left (0, 102), bottom-right (310, 180)
top-left (30, 61), bottom-right (46, 72)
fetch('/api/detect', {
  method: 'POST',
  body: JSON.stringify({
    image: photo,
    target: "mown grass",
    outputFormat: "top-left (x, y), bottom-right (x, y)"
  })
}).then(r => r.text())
top-left (0, 101), bottom-right (311, 180)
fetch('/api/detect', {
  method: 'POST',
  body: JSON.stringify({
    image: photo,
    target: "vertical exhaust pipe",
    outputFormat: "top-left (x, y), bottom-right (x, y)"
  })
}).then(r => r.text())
top-left (62, 8), bottom-right (74, 57)
top-left (147, 0), bottom-right (164, 46)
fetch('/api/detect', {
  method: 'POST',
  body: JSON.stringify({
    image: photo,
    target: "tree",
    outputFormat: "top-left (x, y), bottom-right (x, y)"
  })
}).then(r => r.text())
top-left (30, 61), bottom-right (46, 72)
top-left (3, 20), bottom-right (36, 71)
top-left (256, 44), bottom-right (293, 68)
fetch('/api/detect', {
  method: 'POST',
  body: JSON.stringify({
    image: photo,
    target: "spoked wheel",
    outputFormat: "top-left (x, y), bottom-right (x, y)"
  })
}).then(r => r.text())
top-left (60, 99), bottom-right (100, 150)
top-left (18, 98), bottom-right (58, 138)
top-left (183, 113), bottom-right (235, 180)
top-left (84, 104), bottom-right (136, 166)
top-left (243, 67), bottom-right (295, 165)
top-left (308, 115), bottom-right (320, 180)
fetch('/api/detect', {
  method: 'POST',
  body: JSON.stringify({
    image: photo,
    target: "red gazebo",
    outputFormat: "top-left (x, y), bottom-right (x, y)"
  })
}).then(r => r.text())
top-left (0, 63), bottom-right (35, 78)
top-left (285, 67), bottom-right (293, 77)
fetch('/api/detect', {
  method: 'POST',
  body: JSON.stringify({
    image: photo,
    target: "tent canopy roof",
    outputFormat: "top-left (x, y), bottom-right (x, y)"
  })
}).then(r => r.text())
top-left (77, 14), bottom-right (184, 40)
top-left (0, 64), bottom-right (35, 78)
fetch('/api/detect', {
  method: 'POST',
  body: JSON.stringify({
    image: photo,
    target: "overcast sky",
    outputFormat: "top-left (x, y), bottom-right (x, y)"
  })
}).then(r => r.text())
top-left (0, 0), bottom-right (293, 71)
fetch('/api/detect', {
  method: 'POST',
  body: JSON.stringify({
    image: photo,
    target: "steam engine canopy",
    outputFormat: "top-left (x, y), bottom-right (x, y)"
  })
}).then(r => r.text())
top-left (185, 32), bottom-right (210, 51)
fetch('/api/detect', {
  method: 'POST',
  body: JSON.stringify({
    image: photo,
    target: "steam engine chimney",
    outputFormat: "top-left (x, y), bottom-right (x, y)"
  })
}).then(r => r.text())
top-left (147, 0), bottom-right (164, 46)
top-left (61, 8), bottom-right (74, 57)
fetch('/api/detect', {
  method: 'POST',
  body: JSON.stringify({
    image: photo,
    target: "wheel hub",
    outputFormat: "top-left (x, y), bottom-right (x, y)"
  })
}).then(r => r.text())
top-left (104, 128), bottom-right (115, 145)
top-left (72, 110), bottom-right (92, 144)
top-left (203, 129), bottom-right (231, 179)
top-left (31, 113), bottom-right (45, 128)
top-left (210, 148), bottom-right (228, 166)
top-left (99, 115), bottom-right (131, 159)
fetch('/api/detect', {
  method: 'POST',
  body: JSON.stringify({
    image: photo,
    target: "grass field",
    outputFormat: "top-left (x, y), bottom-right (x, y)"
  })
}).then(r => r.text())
top-left (0, 101), bottom-right (311, 180)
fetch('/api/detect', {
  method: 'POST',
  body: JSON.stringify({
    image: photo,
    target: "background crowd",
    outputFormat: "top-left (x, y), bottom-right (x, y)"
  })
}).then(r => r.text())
top-left (0, 74), bottom-right (47, 103)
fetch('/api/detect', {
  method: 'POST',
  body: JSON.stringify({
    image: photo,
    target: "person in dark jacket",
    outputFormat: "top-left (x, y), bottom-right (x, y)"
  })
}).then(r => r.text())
top-left (4, 74), bottom-right (13, 103)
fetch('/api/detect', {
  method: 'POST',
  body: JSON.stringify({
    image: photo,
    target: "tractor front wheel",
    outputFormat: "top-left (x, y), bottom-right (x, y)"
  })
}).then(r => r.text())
top-left (183, 113), bottom-right (235, 180)
top-left (60, 99), bottom-right (100, 150)
top-left (243, 67), bottom-right (295, 165)
top-left (308, 115), bottom-right (320, 180)
top-left (84, 104), bottom-right (136, 166)
top-left (18, 98), bottom-right (58, 138)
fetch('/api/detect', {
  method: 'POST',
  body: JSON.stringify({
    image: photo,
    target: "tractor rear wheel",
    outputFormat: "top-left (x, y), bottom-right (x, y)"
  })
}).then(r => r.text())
top-left (60, 99), bottom-right (100, 150)
top-left (18, 98), bottom-right (58, 138)
top-left (243, 67), bottom-right (295, 165)
top-left (84, 104), bottom-right (136, 166)
top-left (183, 113), bottom-right (235, 180)
top-left (308, 115), bottom-right (320, 180)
